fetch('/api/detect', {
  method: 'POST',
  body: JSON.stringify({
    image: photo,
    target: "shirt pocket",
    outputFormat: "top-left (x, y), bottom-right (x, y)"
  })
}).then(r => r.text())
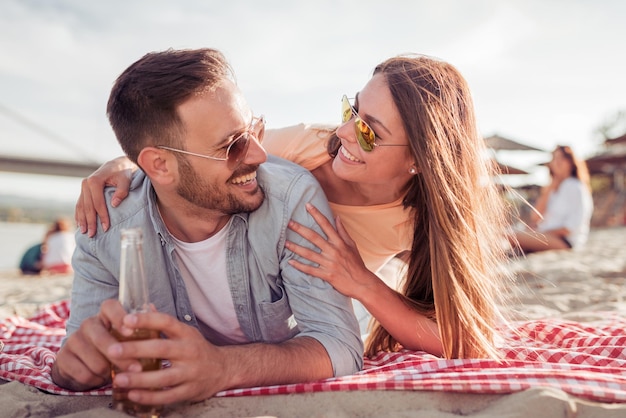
top-left (257, 285), bottom-right (299, 343)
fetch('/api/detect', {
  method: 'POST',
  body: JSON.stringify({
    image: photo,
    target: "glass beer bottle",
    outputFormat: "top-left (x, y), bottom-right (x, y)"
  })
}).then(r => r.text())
top-left (111, 227), bottom-right (162, 417)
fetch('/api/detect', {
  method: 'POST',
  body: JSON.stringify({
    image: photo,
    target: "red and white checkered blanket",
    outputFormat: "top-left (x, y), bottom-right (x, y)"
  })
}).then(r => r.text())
top-left (2, 300), bottom-right (625, 402)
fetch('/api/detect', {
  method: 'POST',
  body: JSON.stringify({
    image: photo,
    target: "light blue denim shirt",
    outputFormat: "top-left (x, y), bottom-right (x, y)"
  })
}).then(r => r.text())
top-left (66, 155), bottom-right (363, 376)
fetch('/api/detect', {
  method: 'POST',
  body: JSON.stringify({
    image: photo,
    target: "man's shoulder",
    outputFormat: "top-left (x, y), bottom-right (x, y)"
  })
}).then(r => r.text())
top-left (252, 156), bottom-right (326, 222)
top-left (261, 155), bottom-right (311, 175)
top-left (258, 155), bottom-right (320, 193)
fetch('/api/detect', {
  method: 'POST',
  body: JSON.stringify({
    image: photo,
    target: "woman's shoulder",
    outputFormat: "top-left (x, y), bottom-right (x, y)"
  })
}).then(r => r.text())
top-left (560, 177), bottom-right (586, 191)
top-left (559, 177), bottom-right (591, 200)
top-left (263, 123), bottom-right (336, 170)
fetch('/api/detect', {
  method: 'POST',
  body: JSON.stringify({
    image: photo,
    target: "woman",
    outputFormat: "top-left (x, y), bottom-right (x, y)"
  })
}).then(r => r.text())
top-left (509, 145), bottom-right (593, 253)
top-left (75, 55), bottom-right (511, 359)
top-left (42, 218), bottom-right (76, 274)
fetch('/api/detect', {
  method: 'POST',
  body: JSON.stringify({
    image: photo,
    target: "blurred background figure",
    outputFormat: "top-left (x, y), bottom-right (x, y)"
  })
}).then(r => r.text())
top-left (510, 145), bottom-right (593, 253)
top-left (18, 242), bottom-right (44, 275)
top-left (41, 218), bottom-right (75, 274)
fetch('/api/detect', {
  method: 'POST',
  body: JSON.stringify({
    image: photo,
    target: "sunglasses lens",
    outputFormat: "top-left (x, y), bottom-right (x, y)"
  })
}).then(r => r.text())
top-left (341, 96), bottom-right (352, 123)
top-left (341, 95), bottom-right (375, 152)
top-left (253, 119), bottom-right (265, 144)
top-left (355, 119), bottom-right (375, 152)
top-left (226, 116), bottom-right (265, 169)
top-left (226, 135), bottom-right (250, 169)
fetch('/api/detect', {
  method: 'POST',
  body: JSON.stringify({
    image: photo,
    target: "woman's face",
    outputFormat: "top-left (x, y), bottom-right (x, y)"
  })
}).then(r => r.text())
top-left (548, 148), bottom-right (573, 179)
top-left (332, 74), bottom-right (415, 189)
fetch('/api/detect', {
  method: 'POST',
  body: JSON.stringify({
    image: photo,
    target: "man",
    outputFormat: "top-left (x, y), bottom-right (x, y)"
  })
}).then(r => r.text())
top-left (51, 48), bottom-right (362, 405)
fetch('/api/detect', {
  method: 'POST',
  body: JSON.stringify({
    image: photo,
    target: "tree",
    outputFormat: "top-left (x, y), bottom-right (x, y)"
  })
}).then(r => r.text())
top-left (594, 110), bottom-right (626, 142)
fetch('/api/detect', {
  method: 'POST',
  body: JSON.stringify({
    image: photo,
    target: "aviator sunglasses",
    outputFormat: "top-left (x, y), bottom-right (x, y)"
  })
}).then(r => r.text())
top-left (157, 115), bottom-right (265, 170)
top-left (341, 95), bottom-right (408, 152)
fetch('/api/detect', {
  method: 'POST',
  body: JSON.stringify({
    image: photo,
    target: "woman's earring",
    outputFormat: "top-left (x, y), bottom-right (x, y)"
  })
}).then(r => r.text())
top-left (409, 167), bottom-right (417, 175)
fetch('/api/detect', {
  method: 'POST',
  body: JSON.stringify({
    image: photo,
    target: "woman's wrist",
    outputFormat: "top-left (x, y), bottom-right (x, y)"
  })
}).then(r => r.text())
top-left (355, 273), bottom-right (389, 309)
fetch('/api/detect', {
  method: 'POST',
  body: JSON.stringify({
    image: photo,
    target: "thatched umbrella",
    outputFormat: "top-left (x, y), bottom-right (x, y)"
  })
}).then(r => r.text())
top-left (484, 134), bottom-right (543, 178)
top-left (495, 161), bottom-right (529, 175)
top-left (484, 134), bottom-right (545, 152)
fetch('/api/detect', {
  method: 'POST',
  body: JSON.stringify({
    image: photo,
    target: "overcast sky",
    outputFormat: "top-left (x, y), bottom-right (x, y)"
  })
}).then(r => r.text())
top-left (1, 0), bottom-right (625, 202)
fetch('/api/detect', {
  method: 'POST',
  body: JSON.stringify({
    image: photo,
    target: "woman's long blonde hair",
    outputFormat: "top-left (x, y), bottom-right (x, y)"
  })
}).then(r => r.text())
top-left (330, 55), bottom-right (511, 359)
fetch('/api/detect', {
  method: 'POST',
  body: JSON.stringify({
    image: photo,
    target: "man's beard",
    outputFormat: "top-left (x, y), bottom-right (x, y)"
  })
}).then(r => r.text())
top-left (176, 158), bottom-right (265, 214)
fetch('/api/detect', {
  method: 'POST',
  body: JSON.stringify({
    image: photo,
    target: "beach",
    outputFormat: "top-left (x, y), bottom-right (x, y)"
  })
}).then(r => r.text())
top-left (2, 226), bottom-right (625, 324)
top-left (0, 271), bottom-right (73, 320)
top-left (503, 226), bottom-right (626, 323)
top-left (1, 226), bottom-right (625, 417)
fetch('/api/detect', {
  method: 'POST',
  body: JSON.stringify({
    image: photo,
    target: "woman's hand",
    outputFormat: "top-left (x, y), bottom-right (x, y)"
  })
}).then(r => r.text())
top-left (75, 156), bottom-right (137, 237)
top-left (529, 180), bottom-right (559, 226)
top-left (286, 203), bottom-right (379, 300)
top-left (288, 204), bottom-right (444, 356)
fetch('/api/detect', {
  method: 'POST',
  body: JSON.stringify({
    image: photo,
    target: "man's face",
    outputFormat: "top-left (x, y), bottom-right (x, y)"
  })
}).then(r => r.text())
top-left (174, 80), bottom-right (267, 214)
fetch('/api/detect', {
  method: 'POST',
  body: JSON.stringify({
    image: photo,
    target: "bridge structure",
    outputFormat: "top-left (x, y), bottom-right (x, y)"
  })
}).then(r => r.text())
top-left (0, 155), bottom-right (101, 178)
top-left (1, 103), bottom-right (103, 178)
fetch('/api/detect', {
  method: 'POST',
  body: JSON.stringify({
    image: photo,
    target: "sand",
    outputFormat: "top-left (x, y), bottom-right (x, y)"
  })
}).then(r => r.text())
top-left (503, 226), bottom-right (626, 322)
top-left (1, 226), bottom-right (625, 417)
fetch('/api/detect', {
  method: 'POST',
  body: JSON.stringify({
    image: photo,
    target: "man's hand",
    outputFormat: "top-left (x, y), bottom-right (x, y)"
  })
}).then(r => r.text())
top-left (55, 303), bottom-right (334, 404)
top-left (108, 311), bottom-right (333, 405)
top-left (52, 299), bottom-right (135, 391)
top-left (106, 311), bottom-right (229, 404)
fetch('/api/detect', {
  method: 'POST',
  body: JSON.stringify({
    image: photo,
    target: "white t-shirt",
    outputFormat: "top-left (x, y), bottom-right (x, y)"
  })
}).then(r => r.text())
top-left (537, 177), bottom-right (593, 248)
top-left (42, 231), bottom-right (75, 268)
top-left (171, 219), bottom-right (247, 343)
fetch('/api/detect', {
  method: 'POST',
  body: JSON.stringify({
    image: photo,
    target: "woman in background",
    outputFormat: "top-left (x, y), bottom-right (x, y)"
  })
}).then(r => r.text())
top-left (41, 218), bottom-right (75, 274)
top-left (509, 145), bottom-right (593, 253)
top-left (75, 54), bottom-right (512, 359)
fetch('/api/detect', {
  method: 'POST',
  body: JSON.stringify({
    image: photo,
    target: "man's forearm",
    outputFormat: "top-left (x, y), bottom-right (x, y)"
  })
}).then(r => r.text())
top-left (546, 227), bottom-right (570, 239)
top-left (219, 336), bottom-right (333, 390)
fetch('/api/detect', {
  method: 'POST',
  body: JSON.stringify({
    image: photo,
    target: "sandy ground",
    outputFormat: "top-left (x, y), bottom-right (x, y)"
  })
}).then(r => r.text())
top-left (0, 271), bottom-right (74, 320)
top-left (502, 226), bottom-right (626, 322)
top-left (1, 226), bottom-right (625, 417)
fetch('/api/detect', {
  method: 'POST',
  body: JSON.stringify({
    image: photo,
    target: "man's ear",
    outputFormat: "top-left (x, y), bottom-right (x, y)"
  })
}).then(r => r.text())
top-left (137, 147), bottom-right (176, 186)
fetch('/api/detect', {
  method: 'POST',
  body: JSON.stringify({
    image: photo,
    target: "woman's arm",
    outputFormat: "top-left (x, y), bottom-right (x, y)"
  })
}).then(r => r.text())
top-left (529, 181), bottom-right (558, 226)
top-left (286, 204), bottom-right (443, 356)
top-left (75, 156), bottom-right (137, 237)
top-left (74, 125), bottom-right (333, 236)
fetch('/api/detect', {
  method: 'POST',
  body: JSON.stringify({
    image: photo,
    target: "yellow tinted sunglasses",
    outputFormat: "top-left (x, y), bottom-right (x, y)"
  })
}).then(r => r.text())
top-left (341, 95), bottom-right (408, 152)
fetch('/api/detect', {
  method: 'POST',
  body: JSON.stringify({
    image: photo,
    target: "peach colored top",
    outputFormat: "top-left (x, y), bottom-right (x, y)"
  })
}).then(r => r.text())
top-left (264, 124), bottom-right (413, 273)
